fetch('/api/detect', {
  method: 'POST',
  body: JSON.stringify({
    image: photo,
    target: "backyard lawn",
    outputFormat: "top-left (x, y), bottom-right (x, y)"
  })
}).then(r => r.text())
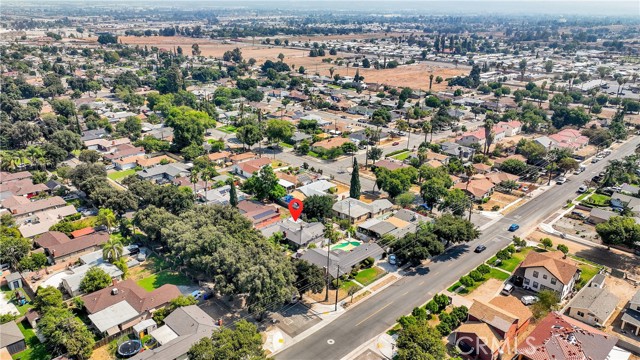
top-left (392, 151), bottom-right (411, 161)
top-left (279, 142), bottom-right (293, 148)
top-left (576, 263), bottom-right (602, 290)
top-left (12, 322), bottom-right (50, 360)
top-left (136, 270), bottom-right (193, 291)
top-left (487, 247), bottom-right (533, 272)
top-left (1, 286), bottom-right (33, 316)
top-left (107, 169), bottom-right (136, 182)
top-left (584, 193), bottom-right (610, 206)
top-left (353, 267), bottom-right (386, 286)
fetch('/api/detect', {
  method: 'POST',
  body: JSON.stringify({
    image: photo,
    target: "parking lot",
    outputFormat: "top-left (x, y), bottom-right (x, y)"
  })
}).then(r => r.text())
top-left (270, 302), bottom-right (322, 338)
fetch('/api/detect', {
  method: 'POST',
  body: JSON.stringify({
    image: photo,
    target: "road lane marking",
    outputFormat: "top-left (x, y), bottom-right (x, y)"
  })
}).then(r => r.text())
top-left (327, 339), bottom-right (335, 345)
top-left (355, 301), bottom-right (394, 327)
top-left (418, 281), bottom-right (425, 285)
top-left (402, 291), bottom-right (409, 295)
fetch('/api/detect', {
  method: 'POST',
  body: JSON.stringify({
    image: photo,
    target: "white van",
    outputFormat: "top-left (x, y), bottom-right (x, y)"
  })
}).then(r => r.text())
top-left (500, 283), bottom-right (514, 296)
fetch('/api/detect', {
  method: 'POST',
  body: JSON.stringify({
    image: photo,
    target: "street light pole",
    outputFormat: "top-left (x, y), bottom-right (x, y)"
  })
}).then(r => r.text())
top-left (334, 265), bottom-right (340, 311)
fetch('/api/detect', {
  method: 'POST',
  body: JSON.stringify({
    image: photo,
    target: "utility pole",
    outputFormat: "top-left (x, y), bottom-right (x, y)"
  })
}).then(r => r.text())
top-left (258, 109), bottom-right (263, 158)
top-left (334, 265), bottom-right (340, 311)
top-left (324, 237), bottom-right (331, 302)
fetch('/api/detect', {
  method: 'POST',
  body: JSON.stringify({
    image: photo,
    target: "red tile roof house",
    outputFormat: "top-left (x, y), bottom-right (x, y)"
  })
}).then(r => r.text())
top-left (237, 200), bottom-right (281, 229)
top-left (494, 120), bottom-right (522, 137)
top-left (455, 126), bottom-right (507, 147)
top-left (515, 312), bottom-right (626, 360)
top-left (513, 251), bottom-right (580, 300)
top-left (454, 177), bottom-right (495, 201)
top-left (231, 158), bottom-right (272, 178)
top-left (455, 297), bottom-right (532, 360)
top-left (36, 230), bottom-right (110, 265)
top-left (81, 279), bottom-right (181, 336)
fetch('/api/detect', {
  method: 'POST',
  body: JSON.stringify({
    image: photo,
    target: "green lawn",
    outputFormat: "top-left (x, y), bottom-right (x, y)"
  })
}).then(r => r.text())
top-left (392, 152), bottom-right (411, 161)
top-left (576, 263), bottom-right (602, 290)
top-left (279, 142), bottom-right (293, 148)
top-left (575, 190), bottom-right (593, 202)
top-left (1, 287), bottom-right (33, 316)
top-left (218, 125), bottom-right (237, 133)
top-left (12, 322), bottom-right (50, 360)
top-left (108, 168), bottom-right (136, 181)
top-left (585, 193), bottom-right (610, 206)
top-left (487, 247), bottom-right (533, 272)
top-left (354, 267), bottom-right (386, 286)
top-left (447, 268), bottom-right (510, 295)
top-left (136, 270), bottom-right (193, 291)
top-left (339, 280), bottom-right (361, 292)
top-left (308, 151), bottom-right (319, 158)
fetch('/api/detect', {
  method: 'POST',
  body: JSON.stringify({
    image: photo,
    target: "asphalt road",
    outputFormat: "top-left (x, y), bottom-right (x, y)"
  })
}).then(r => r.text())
top-left (276, 136), bottom-right (640, 360)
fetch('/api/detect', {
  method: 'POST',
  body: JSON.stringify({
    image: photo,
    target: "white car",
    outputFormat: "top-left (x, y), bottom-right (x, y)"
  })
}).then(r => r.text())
top-left (578, 185), bottom-right (588, 193)
top-left (556, 177), bottom-right (567, 184)
top-left (521, 295), bottom-right (539, 305)
top-left (388, 254), bottom-right (397, 265)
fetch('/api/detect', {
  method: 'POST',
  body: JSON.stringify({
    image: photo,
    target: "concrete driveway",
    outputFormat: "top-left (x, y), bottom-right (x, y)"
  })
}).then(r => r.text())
top-left (0, 291), bottom-right (19, 316)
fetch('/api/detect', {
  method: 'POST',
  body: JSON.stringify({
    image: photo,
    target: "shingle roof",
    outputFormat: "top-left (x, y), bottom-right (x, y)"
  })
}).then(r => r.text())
top-left (0, 321), bottom-right (24, 348)
top-left (49, 232), bottom-right (109, 258)
top-left (489, 296), bottom-right (533, 325)
top-left (455, 322), bottom-right (502, 353)
top-left (81, 279), bottom-right (181, 314)
top-left (12, 196), bottom-right (66, 215)
top-left (518, 251), bottom-right (579, 285)
top-left (35, 231), bottom-right (70, 248)
top-left (469, 300), bottom-right (519, 333)
top-left (568, 287), bottom-right (618, 322)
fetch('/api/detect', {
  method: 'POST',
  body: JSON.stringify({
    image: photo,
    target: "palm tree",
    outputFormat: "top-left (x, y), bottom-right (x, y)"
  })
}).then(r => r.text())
top-left (102, 238), bottom-right (124, 262)
top-left (483, 119), bottom-right (494, 155)
top-left (26, 146), bottom-right (45, 167)
top-left (428, 74), bottom-right (434, 91)
top-left (96, 208), bottom-right (117, 234)
top-left (422, 120), bottom-right (432, 143)
top-left (190, 169), bottom-right (199, 200)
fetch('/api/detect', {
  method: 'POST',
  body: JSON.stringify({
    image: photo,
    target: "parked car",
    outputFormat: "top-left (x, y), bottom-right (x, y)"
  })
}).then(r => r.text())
top-left (127, 244), bottom-right (140, 256)
top-left (474, 245), bottom-right (487, 253)
top-left (591, 157), bottom-right (600, 163)
top-left (508, 224), bottom-right (520, 232)
top-left (500, 283), bottom-right (514, 295)
top-left (392, 142), bottom-right (400, 146)
top-left (556, 177), bottom-right (567, 184)
top-left (578, 185), bottom-right (588, 193)
top-left (388, 254), bottom-right (397, 265)
top-left (521, 295), bottom-right (539, 305)
top-left (137, 249), bottom-right (147, 262)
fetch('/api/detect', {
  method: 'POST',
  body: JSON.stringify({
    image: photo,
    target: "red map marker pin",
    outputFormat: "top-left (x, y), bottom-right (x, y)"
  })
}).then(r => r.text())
top-left (289, 199), bottom-right (303, 221)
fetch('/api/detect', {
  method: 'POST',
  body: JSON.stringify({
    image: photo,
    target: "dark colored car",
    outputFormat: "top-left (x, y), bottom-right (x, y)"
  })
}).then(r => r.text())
top-left (474, 245), bottom-right (487, 253)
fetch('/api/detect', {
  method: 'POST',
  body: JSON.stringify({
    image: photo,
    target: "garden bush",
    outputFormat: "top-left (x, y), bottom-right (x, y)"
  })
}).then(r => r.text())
top-left (496, 249), bottom-right (512, 260)
top-left (477, 264), bottom-right (491, 274)
top-left (460, 276), bottom-right (474, 288)
top-left (469, 270), bottom-right (484, 282)
top-left (425, 300), bottom-right (439, 314)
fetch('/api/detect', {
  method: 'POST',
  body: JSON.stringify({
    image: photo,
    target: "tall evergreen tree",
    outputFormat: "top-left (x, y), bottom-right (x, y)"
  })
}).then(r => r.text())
top-left (229, 179), bottom-right (238, 207)
top-left (350, 158), bottom-right (361, 199)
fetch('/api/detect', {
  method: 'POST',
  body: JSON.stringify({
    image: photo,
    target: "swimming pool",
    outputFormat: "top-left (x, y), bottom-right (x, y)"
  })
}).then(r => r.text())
top-left (331, 240), bottom-right (362, 251)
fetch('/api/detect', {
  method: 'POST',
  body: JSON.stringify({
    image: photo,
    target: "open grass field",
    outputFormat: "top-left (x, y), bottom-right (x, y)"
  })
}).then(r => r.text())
top-left (107, 169), bottom-right (136, 182)
top-left (118, 36), bottom-right (467, 90)
top-left (448, 268), bottom-right (510, 295)
top-left (487, 247), bottom-right (533, 272)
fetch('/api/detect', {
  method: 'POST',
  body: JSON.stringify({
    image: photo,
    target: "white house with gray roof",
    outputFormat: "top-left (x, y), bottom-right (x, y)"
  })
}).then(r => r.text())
top-left (566, 286), bottom-right (619, 327)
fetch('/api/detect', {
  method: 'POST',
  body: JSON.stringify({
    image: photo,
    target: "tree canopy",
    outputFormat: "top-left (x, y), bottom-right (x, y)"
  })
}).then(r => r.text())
top-left (187, 320), bottom-right (266, 360)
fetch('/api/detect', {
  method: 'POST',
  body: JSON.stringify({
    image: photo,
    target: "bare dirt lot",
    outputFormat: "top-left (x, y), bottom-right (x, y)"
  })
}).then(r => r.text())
top-left (119, 36), bottom-right (468, 90)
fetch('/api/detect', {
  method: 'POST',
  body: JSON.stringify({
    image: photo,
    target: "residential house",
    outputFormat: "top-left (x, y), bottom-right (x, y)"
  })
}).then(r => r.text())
top-left (566, 285), bottom-right (618, 327)
top-left (440, 142), bottom-right (475, 161)
top-left (620, 183), bottom-right (640, 196)
top-left (265, 219), bottom-right (326, 248)
top-left (296, 180), bottom-right (336, 198)
top-left (454, 177), bottom-right (495, 201)
top-left (513, 251), bottom-right (580, 300)
top-left (131, 305), bottom-right (217, 360)
top-left (84, 138), bottom-right (132, 152)
top-left (472, 163), bottom-right (492, 174)
top-left (311, 137), bottom-right (352, 153)
top-left (621, 289), bottom-right (640, 336)
top-left (0, 171), bottom-right (32, 184)
top-left (0, 178), bottom-right (49, 199)
top-left (36, 231), bottom-right (110, 264)
top-left (535, 129), bottom-right (589, 151)
top-left (588, 208), bottom-right (622, 224)
top-left (0, 321), bottom-right (25, 355)
top-left (485, 172), bottom-right (520, 185)
top-left (201, 184), bottom-right (248, 205)
top-left (136, 163), bottom-right (192, 183)
top-left (62, 262), bottom-right (123, 296)
top-left (104, 144), bottom-right (146, 167)
top-left (81, 279), bottom-right (180, 336)
top-left (494, 120), bottom-right (522, 136)
top-left (300, 242), bottom-right (385, 278)
top-left (136, 155), bottom-right (174, 169)
top-left (229, 152), bottom-right (257, 164)
top-left (17, 204), bottom-right (77, 238)
top-left (6, 196), bottom-right (69, 221)
top-left (290, 131), bottom-right (312, 144)
top-left (356, 209), bottom-right (428, 241)
top-left (231, 158), bottom-right (271, 178)
top-left (610, 192), bottom-right (640, 214)
top-left (516, 312), bottom-right (629, 360)
top-left (455, 297), bottom-right (532, 360)
top-left (332, 198), bottom-right (394, 223)
top-left (206, 151), bottom-right (231, 166)
top-left (456, 125), bottom-right (508, 147)
top-left (373, 159), bottom-right (407, 171)
top-left (237, 200), bottom-right (281, 229)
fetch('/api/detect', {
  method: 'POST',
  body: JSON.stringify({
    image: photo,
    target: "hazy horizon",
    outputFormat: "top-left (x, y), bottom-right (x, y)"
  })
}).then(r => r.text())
top-left (4, 0), bottom-right (640, 17)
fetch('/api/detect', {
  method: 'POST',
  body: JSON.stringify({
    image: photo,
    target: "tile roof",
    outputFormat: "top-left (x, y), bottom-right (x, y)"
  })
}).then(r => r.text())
top-left (517, 251), bottom-right (579, 285)
top-left (454, 178), bottom-right (495, 198)
top-left (517, 312), bottom-right (617, 360)
top-left (81, 279), bottom-right (181, 314)
top-left (70, 227), bottom-right (95, 238)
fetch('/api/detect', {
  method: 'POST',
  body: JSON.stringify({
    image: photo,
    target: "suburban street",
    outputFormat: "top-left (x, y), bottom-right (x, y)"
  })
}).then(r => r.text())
top-left (275, 136), bottom-right (640, 360)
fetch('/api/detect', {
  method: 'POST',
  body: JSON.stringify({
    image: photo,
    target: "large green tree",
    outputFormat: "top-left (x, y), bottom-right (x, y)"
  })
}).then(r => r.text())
top-left (596, 216), bottom-right (640, 249)
top-left (188, 320), bottom-right (266, 360)
top-left (165, 106), bottom-right (215, 151)
top-left (396, 320), bottom-right (447, 360)
top-left (433, 214), bottom-right (480, 245)
top-left (350, 158), bottom-right (361, 199)
top-left (302, 195), bottom-right (335, 220)
top-left (80, 266), bottom-right (112, 293)
top-left (242, 165), bottom-right (286, 202)
top-left (38, 307), bottom-right (95, 359)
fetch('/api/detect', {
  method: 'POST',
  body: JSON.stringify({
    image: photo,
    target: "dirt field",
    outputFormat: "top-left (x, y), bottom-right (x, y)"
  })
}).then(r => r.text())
top-left (119, 36), bottom-right (468, 90)
top-left (477, 191), bottom-right (520, 212)
top-left (465, 278), bottom-right (503, 302)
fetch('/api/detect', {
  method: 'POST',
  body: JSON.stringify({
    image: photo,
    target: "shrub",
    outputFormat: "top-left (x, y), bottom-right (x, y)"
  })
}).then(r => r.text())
top-left (451, 306), bottom-right (469, 322)
top-left (469, 270), bottom-right (484, 282)
top-left (436, 322), bottom-right (451, 336)
top-left (477, 264), bottom-right (491, 274)
top-left (491, 205), bottom-right (500, 211)
top-left (412, 306), bottom-right (428, 320)
top-left (460, 276), bottom-right (474, 288)
top-left (398, 315), bottom-right (417, 329)
top-left (496, 249), bottom-right (512, 260)
top-left (425, 300), bottom-right (439, 314)
top-left (434, 293), bottom-right (450, 310)
top-left (506, 244), bottom-right (516, 253)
